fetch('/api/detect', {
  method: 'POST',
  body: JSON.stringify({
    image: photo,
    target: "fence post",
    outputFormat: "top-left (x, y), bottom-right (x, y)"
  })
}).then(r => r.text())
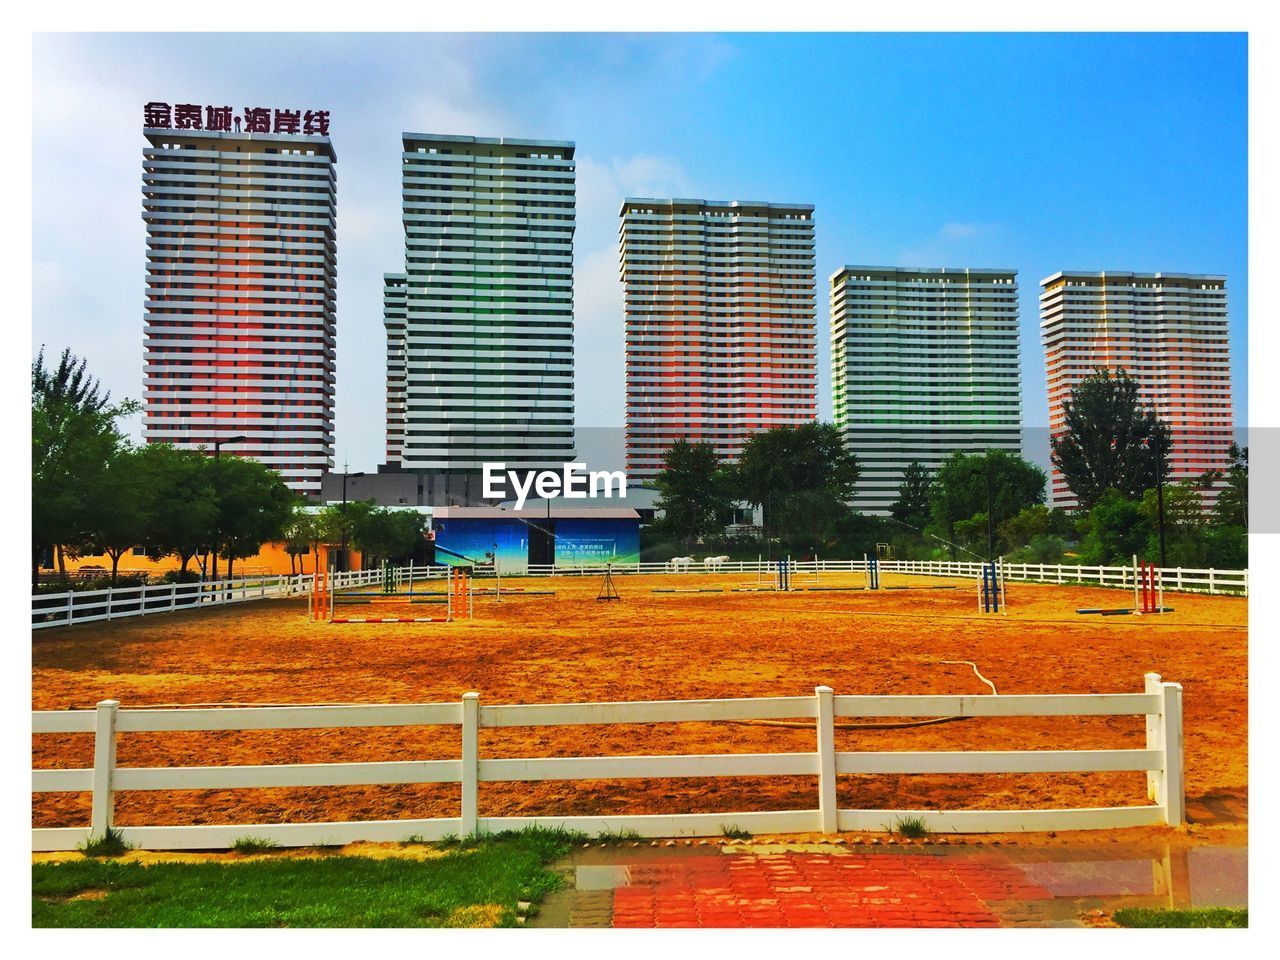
top-left (90, 699), bottom-right (119, 840)
top-left (461, 692), bottom-right (480, 837)
top-left (66, 591), bottom-right (74, 627)
top-left (1144, 673), bottom-right (1162, 802)
top-left (1161, 682), bottom-right (1185, 826)
top-left (1208, 569), bottom-right (1216, 595)
top-left (815, 685), bottom-right (837, 834)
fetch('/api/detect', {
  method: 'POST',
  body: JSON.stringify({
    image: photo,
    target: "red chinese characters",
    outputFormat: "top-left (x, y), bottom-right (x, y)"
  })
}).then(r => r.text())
top-left (273, 109), bottom-right (302, 134)
top-left (144, 101), bottom-right (172, 127)
top-left (243, 108), bottom-right (272, 133)
top-left (206, 106), bottom-right (234, 132)
top-left (145, 102), bottom-right (331, 137)
top-left (303, 109), bottom-right (330, 136)
top-left (174, 103), bottom-right (203, 130)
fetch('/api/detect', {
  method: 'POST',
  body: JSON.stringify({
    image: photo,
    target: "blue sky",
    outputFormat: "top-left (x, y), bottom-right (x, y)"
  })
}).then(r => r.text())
top-left (31, 32), bottom-right (1247, 474)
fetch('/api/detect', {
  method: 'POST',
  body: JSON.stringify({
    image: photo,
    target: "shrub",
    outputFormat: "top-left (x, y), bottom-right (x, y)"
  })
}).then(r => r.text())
top-left (158, 569), bottom-right (204, 585)
top-left (892, 816), bottom-right (929, 838)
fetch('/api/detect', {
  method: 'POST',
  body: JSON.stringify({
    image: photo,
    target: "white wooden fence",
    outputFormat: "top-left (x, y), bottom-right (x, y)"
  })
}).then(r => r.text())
top-left (31, 674), bottom-right (1184, 851)
top-left (526, 559), bottom-right (1248, 596)
top-left (31, 569), bottom-right (385, 631)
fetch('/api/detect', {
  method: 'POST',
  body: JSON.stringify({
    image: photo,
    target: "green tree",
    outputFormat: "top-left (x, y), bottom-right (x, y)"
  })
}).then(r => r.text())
top-left (999, 504), bottom-right (1074, 551)
top-left (78, 446), bottom-right (149, 585)
top-left (212, 456), bottom-right (294, 580)
top-left (1139, 481), bottom-right (1208, 567)
top-left (352, 508), bottom-right (428, 567)
top-left (1211, 443), bottom-right (1248, 529)
top-left (1050, 367), bottom-right (1170, 510)
top-left (1076, 490), bottom-right (1153, 565)
top-left (318, 500), bottom-right (377, 570)
top-left (734, 423), bottom-right (859, 554)
top-left (889, 461), bottom-right (933, 531)
top-left (652, 440), bottom-right (736, 551)
top-left (929, 450), bottom-right (1047, 560)
top-left (283, 504), bottom-right (319, 576)
top-left (136, 444), bottom-right (217, 573)
top-left (31, 348), bottom-right (138, 590)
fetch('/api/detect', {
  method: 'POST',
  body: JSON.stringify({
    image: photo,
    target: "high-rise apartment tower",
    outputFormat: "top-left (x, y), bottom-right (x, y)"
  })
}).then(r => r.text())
top-left (141, 102), bottom-right (337, 496)
top-left (830, 266), bottom-right (1023, 515)
top-left (620, 198), bottom-right (817, 479)
top-left (1040, 271), bottom-right (1233, 509)
top-left (386, 133), bottom-right (575, 472)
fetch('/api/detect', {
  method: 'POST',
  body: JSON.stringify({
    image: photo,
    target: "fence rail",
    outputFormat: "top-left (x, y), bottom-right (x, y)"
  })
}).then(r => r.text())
top-left (32, 555), bottom-right (1246, 631)
top-left (31, 569), bottom-right (384, 631)
top-left (525, 558), bottom-right (1247, 596)
top-left (31, 675), bottom-right (1184, 851)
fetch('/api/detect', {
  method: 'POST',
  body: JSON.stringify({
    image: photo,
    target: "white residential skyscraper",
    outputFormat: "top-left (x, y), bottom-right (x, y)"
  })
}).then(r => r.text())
top-left (386, 133), bottom-right (576, 472)
top-left (141, 106), bottom-right (337, 496)
top-left (620, 199), bottom-right (818, 480)
top-left (1041, 271), bottom-right (1233, 509)
top-left (831, 266), bottom-right (1023, 515)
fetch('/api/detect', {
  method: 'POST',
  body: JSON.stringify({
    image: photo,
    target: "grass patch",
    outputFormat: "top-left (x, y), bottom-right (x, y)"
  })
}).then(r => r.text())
top-left (595, 828), bottom-right (641, 845)
top-left (720, 825), bottom-right (752, 840)
top-left (1113, 907), bottom-right (1247, 928)
top-left (33, 829), bottom-right (576, 928)
top-left (230, 836), bottom-right (280, 854)
top-left (891, 817), bottom-right (929, 838)
top-left (77, 829), bottom-right (132, 859)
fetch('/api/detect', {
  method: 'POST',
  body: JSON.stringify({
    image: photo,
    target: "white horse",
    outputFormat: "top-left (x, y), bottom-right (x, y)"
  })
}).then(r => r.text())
top-left (668, 556), bottom-right (694, 573)
top-left (703, 555), bottom-right (730, 571)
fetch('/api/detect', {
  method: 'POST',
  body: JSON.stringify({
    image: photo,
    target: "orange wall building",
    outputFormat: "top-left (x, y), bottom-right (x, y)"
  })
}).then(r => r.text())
top-left (55, 542), bottom-right (363, 579)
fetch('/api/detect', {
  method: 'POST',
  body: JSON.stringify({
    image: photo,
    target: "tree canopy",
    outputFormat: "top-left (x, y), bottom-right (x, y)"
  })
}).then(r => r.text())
top-left (652, 439), bottom-right (736, 551)
top-left (734, 423), bottom-right (859, 551)
top-left (1050, 367), bottom-right (1170, 510)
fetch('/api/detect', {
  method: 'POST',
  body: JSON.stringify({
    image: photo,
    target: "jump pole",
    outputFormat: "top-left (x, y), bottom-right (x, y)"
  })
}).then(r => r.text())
top-left (1133, 554), bottom-right (1140, 613)
top-left (993, 555), bottom-right (1003, 616)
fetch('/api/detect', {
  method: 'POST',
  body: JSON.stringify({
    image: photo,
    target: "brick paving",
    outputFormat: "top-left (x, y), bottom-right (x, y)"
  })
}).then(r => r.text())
top-left (608, 851), bottom-right (1053, 928)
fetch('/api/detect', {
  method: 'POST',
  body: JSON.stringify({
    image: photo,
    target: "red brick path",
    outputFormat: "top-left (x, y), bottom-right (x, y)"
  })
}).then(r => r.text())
top-left (610, 852), bottom-right (1053, 928)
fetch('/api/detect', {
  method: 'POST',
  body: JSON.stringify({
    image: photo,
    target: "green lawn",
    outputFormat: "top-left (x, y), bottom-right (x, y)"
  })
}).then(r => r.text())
top-left (1113, 907), bottom-right (1248, 929)
top-left (32, 830), bottom-right (573, 928)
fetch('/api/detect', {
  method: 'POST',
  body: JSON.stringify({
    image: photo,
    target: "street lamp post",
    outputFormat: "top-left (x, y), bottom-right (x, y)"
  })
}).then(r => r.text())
top-left (210, 435), bottom-right (246, 588)
top-left (1151, 434), bottom-right (1167, 568)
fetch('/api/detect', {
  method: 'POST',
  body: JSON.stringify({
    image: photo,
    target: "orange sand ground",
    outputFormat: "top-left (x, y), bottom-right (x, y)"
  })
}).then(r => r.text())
top-left (31, 572), bottom-right (1247, 837)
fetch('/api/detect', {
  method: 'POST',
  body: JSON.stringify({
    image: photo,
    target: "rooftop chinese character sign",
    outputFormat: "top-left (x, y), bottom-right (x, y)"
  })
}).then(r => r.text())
top-left (143, 102), bottom-right (330, 136)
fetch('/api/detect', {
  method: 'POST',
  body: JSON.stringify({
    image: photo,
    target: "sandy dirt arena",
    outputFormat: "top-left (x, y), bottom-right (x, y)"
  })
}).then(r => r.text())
top-left (32, 571), bottom-right (1247, 834)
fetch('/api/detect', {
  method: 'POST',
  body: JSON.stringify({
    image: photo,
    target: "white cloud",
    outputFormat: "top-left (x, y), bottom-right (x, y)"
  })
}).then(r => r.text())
top-left (939, 221), bottom-right (993, 240)
top-left (898, 221), bottom-right (1006, 267)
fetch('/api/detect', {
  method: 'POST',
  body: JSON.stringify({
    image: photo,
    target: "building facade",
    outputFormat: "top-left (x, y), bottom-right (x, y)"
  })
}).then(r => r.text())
top-left (383, 273), bottom-right (407, 465)
top-left (141, 105), bottom-right (337, 496)
top-left (830, 266), bottom-right (1023, 515)
top-left (387, 134), bottom-right (576, 473)
top-left (620, 199), bottom-right (817, 480)
top-left (1040, 271), bottom-right (1233, 509)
